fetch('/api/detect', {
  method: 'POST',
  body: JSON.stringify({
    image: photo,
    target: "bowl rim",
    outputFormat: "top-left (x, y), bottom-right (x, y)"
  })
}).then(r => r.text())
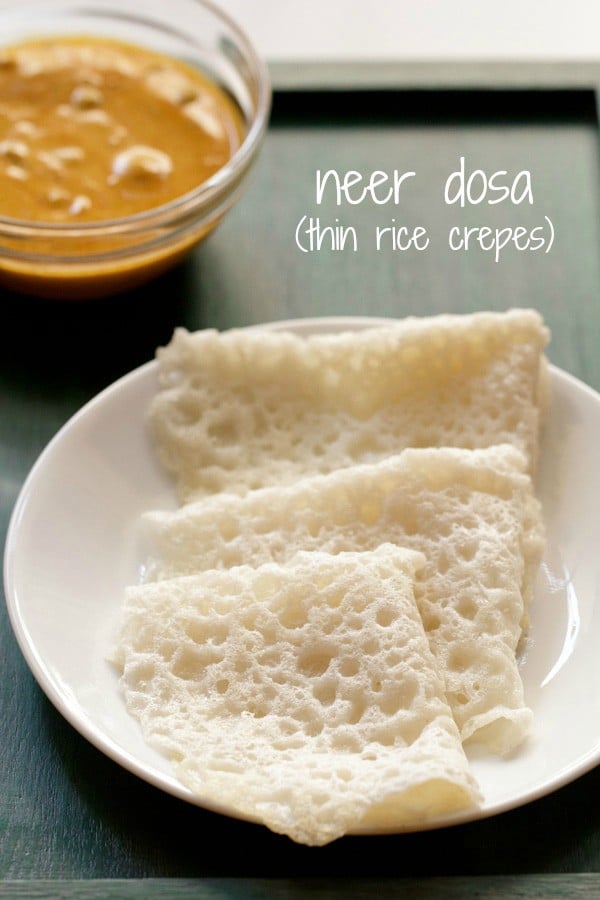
top-left (0, 0), bottom-right (272, 240)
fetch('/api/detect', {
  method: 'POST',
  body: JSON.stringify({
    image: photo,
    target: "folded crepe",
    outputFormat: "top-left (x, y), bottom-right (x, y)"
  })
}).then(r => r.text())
top-left (148, 309), bottom-right (549, 502)
top-left (142, 444), bottom-right (545, 756)
top-left (114, 545), bottom-right (482, 845)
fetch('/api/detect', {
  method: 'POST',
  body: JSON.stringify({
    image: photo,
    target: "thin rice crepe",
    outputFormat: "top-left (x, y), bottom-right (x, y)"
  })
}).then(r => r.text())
top-left (142, 444), bottom-right (545, 755)
top-left (114, 546), bottom-right (482, 845)
top-left (149, 309), bottom-right (549, 502)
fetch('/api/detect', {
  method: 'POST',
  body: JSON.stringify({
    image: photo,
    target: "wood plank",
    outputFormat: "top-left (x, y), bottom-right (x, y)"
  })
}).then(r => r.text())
top-left (2, 876), bottom-right (600, 898)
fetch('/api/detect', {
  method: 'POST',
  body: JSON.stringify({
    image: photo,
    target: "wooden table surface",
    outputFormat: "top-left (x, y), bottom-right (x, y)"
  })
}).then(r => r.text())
top-left (2, 70), bottom-right (600, 897)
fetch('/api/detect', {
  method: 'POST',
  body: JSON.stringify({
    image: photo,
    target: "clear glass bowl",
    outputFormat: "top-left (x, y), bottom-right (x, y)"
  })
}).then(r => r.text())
top-left (0, 0), bottom-right (271, 298)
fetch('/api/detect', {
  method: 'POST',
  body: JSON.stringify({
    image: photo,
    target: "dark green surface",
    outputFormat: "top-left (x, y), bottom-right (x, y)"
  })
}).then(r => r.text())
top-left (2, 85), bottom-right (600, 887)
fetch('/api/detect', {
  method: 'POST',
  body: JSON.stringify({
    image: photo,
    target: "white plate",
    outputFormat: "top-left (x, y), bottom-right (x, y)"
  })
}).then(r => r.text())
top-left (4, 316), bottom-right (600, 834)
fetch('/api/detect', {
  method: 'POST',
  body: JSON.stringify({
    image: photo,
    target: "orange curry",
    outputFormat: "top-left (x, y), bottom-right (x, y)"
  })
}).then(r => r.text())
top-left (0, 36), bottom-right (246, 296)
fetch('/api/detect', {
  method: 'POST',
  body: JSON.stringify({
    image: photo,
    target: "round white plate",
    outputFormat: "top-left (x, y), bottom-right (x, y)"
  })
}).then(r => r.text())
top-left (4, 316), bottom-right (600, 834)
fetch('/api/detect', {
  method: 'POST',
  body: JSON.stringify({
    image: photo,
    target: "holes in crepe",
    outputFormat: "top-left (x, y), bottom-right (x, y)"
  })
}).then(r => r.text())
top-left (303, 719), bottom-right (324, 737)
top-left (215, 678), bottom-right (229, 695)
top-left (375, 605), bottom-right (397, 628)
top-left (447, 645), bottom-right (474, 672)
top-left (337, 768), bottom-right (353, 783)
top-left (348, 432), bottom-right (382, 461)
top-left (298, 644), bottom-right (334, 677)
top-left (313, 679), bottom-right (337, 706)
top-left (372, 729), bottom-right (395, 747)
top-left (436, 551), bottom-right (451, 576)
top-left (235, 656), bottom-right (251, 675)
top-left (172, 647), bottom-right (221, 680)
top-left (457, 596), bottom-right (478, 620)
top-left (332, 731), bottom-right (361, 753)
top-left (252, 570), bottom-right (282, 600)
top-left (458, 539), bottom-right (478, 562)
top-left (347, 697), bottom-right (367, 725)
top-left (378, 678), bottom-right (418, 715)
top-left (399, 513), bottom-right (419, 537)
top-left (171, 398), bottom-right (201, 426)
top-left (339, 657), bottom-right (360, 677)
top-left (184, 620), bottom-right (208, 645)
top-left (207, 415), bottom-right (239, 445)
top-left (426, 612), bottom-right (442, 631)
top-left (207, 624), bottom-right (228, 646)
top-left (279, 597), bottom-right (308, 630)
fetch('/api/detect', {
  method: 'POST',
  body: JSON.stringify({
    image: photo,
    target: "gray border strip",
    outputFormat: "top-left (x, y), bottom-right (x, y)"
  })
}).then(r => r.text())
top-left (1, 875), bottom-right (600, 898)
top-left (268, 59), bottom-right (600, 90)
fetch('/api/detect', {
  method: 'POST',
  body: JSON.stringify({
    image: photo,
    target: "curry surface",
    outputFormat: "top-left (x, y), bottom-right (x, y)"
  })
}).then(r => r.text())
top-left (0, 36), bottom-right (245, 223)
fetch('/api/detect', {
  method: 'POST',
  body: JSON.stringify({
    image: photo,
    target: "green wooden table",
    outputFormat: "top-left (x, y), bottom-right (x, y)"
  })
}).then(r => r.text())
top-left (2, 64), bottom-right (600, 897)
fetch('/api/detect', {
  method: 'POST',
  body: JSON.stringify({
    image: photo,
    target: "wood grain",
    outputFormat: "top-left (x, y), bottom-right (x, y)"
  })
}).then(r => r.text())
top-left (2, 876), bottom-right (600, 898)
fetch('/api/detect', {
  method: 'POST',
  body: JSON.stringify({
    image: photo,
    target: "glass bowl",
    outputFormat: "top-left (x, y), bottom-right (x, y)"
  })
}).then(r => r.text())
top-left (0, 0), bottom-right (271, 299)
